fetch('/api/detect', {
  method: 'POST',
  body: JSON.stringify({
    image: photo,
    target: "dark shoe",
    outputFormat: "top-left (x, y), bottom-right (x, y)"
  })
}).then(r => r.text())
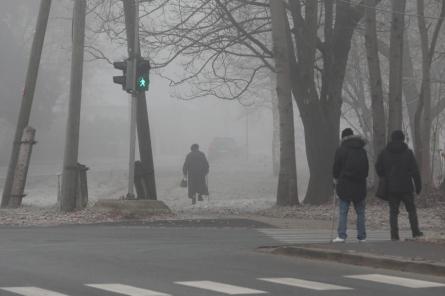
top-left (198, 195), bottom-right (203, 201)
top-left (413, 231), bottom-right (424, 238)
top-left (391, 235), bottom-right (400, 241)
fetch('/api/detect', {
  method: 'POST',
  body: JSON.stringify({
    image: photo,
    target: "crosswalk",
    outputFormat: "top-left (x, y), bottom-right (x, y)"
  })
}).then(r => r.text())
top-left (257, 229), bottom-right (411, 244)
top-left (1, 274), bottom-right (444, 295)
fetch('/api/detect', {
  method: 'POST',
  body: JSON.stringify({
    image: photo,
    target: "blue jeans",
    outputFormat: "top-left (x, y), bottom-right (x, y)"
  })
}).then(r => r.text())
top-left (337, 198), bottom-right (366, 240)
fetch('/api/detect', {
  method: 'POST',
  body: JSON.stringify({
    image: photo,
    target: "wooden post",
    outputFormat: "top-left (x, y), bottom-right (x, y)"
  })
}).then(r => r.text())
top-left (1, 0), bottom-right (51, 208)
top-left (8, 127), bottom-right (36, 208)
top-left (60, 0), bottom-right (87, 212)
top-left (75, 163), bottom-right (89, 209)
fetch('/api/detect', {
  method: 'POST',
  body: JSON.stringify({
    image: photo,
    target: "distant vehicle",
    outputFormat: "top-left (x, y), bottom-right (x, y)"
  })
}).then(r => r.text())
top-left (208, 137), bottom-right (242, 161)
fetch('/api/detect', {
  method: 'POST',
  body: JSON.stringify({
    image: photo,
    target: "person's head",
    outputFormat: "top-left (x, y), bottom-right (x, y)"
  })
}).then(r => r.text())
top-left (391, 130), bottom-right (405, 142)
top-left (191, 143), bottom-right (199, 151)
top-left (341, 128), bottom-right (354, 139)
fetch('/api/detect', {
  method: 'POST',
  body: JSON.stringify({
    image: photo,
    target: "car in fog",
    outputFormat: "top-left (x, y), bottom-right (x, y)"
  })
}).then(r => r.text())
top-left (208, 137), bottom-right (242, 161)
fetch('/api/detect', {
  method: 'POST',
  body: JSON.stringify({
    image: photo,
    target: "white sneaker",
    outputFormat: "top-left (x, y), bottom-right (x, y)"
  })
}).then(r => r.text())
top-left (332, 237), bottom-right (345, 243)
top-left (358, 239), bottom-right (367, 243)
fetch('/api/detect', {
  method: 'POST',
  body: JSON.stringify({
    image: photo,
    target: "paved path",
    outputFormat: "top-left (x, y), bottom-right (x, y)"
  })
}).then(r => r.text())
top-left (0, 223), bottom-right (444, 296)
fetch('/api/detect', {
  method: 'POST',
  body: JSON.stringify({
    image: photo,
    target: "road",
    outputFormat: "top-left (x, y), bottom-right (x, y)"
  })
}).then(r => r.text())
top-left (0, 220), bottom-right (444, 296)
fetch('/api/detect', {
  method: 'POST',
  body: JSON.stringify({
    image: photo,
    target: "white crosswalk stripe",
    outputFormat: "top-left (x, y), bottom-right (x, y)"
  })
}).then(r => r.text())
top-left (0, 287), bottom-right (69, 296)
top-left (345, 274), bottom-right (445, 288)
top-left (259, 277), bottom-right (353, 290)
top-left (1, 274), bottom-right (444, 296)
top-left (258, 229), bottom-right (410, 244)
top-left (175, 281), bottom-right (267, 295)
top-left (86, 284), bottom-right (171, 296)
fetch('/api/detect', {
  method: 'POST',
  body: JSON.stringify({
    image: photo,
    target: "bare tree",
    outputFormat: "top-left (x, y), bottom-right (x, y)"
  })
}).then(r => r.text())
top-left (90, 0), bottom-right (379, 204)
top-left (365, 0), bottom-right (386, 157)
top-left (387, 0), bottom-right (406, 134)
top-left (270, 0), bottom-right (298, 205)
top-left (414, 0), bottom-right (445, 190)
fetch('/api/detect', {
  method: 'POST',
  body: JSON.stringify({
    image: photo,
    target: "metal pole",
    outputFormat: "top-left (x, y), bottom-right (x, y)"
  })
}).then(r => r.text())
top-left (60, 0), bottom-right (86, 211)
top-left (1, 0), bottom-right (52, 208)
top-left (126, 0), bottom-right (139, 199)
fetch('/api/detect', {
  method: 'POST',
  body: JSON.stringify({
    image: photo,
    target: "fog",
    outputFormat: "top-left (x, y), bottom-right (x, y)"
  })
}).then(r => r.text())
top-left (0, 1), bottom-right (313, 209)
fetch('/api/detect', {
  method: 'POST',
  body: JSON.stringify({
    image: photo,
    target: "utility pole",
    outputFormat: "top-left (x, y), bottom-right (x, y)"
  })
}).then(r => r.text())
top-left (60, 0), bottom-right (87, 212)
top-left (1, 0), bottom-right (52, 208)
top-left (123, 0), bottom-right (157, 200)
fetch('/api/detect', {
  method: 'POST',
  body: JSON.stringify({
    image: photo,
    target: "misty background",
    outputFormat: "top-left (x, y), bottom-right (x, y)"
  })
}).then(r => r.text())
top-left (0, 0), bottom-right (312, 208)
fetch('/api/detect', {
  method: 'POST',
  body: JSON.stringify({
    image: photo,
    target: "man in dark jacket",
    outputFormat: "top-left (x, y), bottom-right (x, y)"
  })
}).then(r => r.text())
top-left (375, 130), bottom-right (423, 240)
top-left (183, 144), bottom-right (209, 205)
top-left (332, 128), bottom-right (369, 242)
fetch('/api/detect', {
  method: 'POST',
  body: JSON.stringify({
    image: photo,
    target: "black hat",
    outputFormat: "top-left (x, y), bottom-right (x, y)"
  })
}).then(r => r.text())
top-left (391, 130), bottom-right (405, 142)
top-left (191, 143), bottom-right (199, 151)
top-left (341, 128), bottom-right (354, 139)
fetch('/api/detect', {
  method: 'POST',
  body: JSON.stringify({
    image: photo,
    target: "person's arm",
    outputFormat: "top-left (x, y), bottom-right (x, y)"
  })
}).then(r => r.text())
top-left (375, 151), bottom-right (385, 177)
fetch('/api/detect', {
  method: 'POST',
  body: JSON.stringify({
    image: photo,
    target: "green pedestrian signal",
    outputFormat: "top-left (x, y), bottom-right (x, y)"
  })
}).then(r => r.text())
top-left (137, 75), bottom-right (149, 91)
top-left (136, 59), bottom-right (151, 92)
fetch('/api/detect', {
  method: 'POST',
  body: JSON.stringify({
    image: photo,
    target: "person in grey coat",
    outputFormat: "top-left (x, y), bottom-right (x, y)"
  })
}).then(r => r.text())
top-left (183, 144), bottom-right (209, 204)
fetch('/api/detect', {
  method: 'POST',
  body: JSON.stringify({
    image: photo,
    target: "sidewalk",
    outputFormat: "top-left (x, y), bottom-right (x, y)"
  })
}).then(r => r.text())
top-left (265, 239), bottom-right (445, 277)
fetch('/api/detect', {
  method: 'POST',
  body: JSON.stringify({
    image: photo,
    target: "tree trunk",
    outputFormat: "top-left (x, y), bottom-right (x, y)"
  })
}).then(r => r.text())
top-left (270, 0), bottom-right (298, 206)
top-left (402, 34), bottom-right (419, 138)
top-left (287, 0), bottom-right (363, 205)
top-left (300, 104), bottom-right (338, 205)
top-left (271, 79), bottom-right (280, 177)
top-left (365, 0), bottom-right (386, 156)
top-left (388, 0), bottom-right (406, 134)
top-left (415, 0), bottom-right (445, 190)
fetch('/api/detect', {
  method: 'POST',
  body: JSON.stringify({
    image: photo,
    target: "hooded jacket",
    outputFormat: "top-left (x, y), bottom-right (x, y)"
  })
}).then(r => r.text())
top-left (333, 135), bottom-right (369, 201)
top-left (375, 141), bottom-right (421, 194)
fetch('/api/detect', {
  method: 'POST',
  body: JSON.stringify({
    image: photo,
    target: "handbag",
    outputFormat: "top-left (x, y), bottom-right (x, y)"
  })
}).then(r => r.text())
top-left (376, 177), bottom-right (388, 201)
top-left (180, 178), bottom-right (187, 188)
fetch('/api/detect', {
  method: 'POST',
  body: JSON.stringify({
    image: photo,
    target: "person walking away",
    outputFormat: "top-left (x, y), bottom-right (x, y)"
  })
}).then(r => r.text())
top-left (183, 144), bottom-right (209, 205)
top-left (375, 130), bottom-right (423, 240)
top-left (332, 128), bottom-right (369, 243)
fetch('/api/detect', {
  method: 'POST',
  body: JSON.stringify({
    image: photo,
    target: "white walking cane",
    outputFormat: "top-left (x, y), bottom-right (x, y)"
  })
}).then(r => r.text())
top-left (206, 176), bottom-right (210, 202)
top-left (330, 183), bottom-right (338, 242)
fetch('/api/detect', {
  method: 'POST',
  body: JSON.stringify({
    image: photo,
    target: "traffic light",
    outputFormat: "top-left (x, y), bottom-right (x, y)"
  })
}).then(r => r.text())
top-left (136, 59), bottom-right (151, 92)
top-left (113, 60), bottom-right (133, 93)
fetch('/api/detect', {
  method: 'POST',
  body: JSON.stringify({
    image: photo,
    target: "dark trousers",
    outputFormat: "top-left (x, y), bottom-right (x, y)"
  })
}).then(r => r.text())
top-left (388, 193), bottom-right (421, 239)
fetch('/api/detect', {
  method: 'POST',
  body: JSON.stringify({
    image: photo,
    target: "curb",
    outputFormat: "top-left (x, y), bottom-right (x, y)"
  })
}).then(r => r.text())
top-left (265, 246), bottom-right (445, 277)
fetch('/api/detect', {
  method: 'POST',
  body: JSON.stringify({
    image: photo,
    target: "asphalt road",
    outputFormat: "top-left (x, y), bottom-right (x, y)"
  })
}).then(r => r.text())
top-left (0, 221), bottom-right (444, 296)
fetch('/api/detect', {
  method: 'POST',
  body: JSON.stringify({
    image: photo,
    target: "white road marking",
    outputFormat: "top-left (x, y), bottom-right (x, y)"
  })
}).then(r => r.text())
top-left (258, 229), bottom-right (410, 243)
top-left (259, 277), bottom-right (352, 290)
top-left (345, 274), bottom-right (445, 288)
top-left (86, 284), bottom-right (171, 296)
top-left (0, 287), bottom-right (69, 296)
top-left (175, 281), bottom-right (267, 294)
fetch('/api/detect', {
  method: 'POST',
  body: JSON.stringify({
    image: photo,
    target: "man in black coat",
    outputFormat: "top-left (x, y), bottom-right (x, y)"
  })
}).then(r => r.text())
top-left (183, 144), bottom-right (209, 205)
top-left (332, 128), bottom-right (369, 242)
top-left (375, 130), bottom-right (423, 240)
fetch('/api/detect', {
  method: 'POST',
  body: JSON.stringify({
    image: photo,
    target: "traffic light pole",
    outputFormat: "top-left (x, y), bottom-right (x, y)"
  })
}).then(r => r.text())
top-left (1, 0), bottom-right (52, 208)
top-left (123, 0), bottom-right (157, 200)
top-left (126, 0), bottom-right (139, 199)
